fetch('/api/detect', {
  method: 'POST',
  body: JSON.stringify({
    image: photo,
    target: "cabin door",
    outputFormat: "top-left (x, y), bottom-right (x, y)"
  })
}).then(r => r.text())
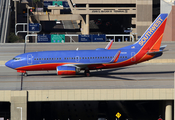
top-left (131, 52), bottom-right (136, 62)
top-left (27, 54), bottom-right (33, 64)
top-left (75, 56), bottom-right (80, 62)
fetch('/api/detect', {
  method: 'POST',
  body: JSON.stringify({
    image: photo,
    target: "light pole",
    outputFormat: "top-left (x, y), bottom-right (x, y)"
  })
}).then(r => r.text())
top-left (27, 6), bottom-right (33, 37)
top-left (17, 107), bottom-right (22, 120)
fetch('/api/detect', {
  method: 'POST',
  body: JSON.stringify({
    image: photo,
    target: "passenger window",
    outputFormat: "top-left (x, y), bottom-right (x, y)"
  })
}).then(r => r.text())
top-left (125, 56), bottom-right (127, 58)
top-left (120, 56), bottom-right (122, 58)
top-left (60, 58), bottom-right (61, 60)
top-left (42, 58), bottom-right (43, 60)
top-left (85, 57), bottom-right (87, 59)
top-left (82, 57), bottom-right (84, 59)
top-left (90, 57), bottom-right (92, 59)
top-left (123, 56), bottom-right (125, 58)
top-left (47, 58), bottom-right (48, 60)
top-left (44, 58), bottom-right (46, 60)
top-left (49, 58), bottom-right (51, 60)
top-left (37, 58), bottom-right (38, 60)
top-left (39, 58), bottom-right (41, 60)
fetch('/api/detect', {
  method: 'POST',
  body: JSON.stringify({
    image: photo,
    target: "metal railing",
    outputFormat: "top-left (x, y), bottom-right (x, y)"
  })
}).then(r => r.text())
top-left (25, 34), bottom-right (38, 43)
top-left (106, 34), bottom-right (134, 42)
top-left (24, 34), bottom-right (134, 43)
top-left (15, 23), bottom-right (42, 35)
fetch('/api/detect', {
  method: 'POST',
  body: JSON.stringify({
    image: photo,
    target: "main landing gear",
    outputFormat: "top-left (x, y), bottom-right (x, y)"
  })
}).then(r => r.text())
top-left (84, 68), bottom-right (90, 77)
top-left (23, 72), bottom-right (28, 77)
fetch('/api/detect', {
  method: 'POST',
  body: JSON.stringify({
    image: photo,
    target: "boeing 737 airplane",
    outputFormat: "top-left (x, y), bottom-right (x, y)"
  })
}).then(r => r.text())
top-left (5, 13), bottom-right (168, 76)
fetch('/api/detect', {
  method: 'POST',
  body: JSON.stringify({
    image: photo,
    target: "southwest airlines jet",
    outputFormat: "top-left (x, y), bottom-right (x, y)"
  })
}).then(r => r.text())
top-left (5, 13), bottom-right (168, 77)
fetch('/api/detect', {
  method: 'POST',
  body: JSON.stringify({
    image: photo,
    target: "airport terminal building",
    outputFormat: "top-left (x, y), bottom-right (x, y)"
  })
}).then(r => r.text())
top-left (14, 0), bottom-right (174, 41)
top-left (0, 0), bottom-right (174, 43)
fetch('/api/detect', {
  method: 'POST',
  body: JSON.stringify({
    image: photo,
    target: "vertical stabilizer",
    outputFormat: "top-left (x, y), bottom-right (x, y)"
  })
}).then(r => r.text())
top-left (134, 13), bottom-right (168, 51)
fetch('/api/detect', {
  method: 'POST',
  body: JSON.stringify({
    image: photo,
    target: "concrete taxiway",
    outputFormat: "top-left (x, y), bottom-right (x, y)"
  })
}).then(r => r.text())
top-left (0, 42), bottom-right (174, 90)
top-left (0, 64), bottom-right (174, 90)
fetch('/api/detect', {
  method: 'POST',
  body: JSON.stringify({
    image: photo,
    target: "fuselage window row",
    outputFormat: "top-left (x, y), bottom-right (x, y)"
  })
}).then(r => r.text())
top-left (34, 58), bottom-right (62, 60)
top-left (33, 56), bottom-right (127, 61)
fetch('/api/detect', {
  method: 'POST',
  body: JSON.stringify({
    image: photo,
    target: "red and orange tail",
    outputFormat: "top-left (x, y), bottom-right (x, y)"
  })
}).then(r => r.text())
top-left (135, 13), bottom-right (168, 51)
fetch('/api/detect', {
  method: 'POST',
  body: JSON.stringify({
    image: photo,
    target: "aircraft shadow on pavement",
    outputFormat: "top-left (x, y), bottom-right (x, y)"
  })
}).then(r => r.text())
top-left (60, 66), bottom-right (175, 80)
top-left (24, 66), bottom-right (174, 81)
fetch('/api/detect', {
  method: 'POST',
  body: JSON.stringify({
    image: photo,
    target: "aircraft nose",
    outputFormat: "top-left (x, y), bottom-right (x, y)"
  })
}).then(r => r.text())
top-left (5, 60), bottom-right (12, 68)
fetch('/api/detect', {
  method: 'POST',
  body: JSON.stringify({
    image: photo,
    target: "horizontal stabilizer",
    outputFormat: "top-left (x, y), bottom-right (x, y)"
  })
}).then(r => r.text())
top-left (160, 45), bottom-right (167, 50)
top-left (147, 45), bottom-right (167, 55)
top-left (147, 50), bottom-right (168, 55)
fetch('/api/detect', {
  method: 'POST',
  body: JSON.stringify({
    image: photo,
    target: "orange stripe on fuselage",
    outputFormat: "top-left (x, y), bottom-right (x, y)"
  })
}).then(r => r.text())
top-left (15, 63), bottom-right (73, 71)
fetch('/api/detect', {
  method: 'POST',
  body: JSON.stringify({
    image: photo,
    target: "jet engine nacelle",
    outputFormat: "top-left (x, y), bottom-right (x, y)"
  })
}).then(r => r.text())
top-left (57, 66), bottom-right (80, 75)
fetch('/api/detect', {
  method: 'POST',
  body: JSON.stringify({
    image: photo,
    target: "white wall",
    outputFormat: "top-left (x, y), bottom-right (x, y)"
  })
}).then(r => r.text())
top-left (161, 0), bottom-right (172, 14)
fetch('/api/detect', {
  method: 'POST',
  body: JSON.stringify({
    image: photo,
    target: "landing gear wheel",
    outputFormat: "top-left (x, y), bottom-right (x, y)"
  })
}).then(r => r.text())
top-left (24, 72), bottom-right (28, 77)
top-left (84, 68), bottom-right (90, 77)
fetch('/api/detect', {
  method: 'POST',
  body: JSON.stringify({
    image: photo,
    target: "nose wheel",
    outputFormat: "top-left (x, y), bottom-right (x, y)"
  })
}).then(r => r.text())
top-left (84, 68), bottom-right (90, 77)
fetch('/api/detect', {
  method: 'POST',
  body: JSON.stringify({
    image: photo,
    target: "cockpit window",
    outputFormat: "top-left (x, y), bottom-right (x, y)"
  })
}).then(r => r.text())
top-left (13, 57), bottom-right (21, 60)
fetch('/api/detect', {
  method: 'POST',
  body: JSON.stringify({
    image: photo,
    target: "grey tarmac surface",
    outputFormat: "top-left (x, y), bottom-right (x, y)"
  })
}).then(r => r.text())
top-left (0, 64), bottom-right (174, 90)
top-left (0, 42), bottom-right (175, 90)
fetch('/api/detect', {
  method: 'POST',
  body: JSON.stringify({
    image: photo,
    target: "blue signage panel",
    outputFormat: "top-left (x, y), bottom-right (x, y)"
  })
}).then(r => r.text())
top-left (44, 1), bottom-right (53, 7)
top-left (78, 35), bottom-right (92, 42)
top-left (37, 34), bottom-right (51, 43)
top-left (62, 1), bottom-right (70, 8)
top-left (29, 23), bottom-right (40, 32)
top-left (124, 30), bottom-right (132, 33)
top-left (92, 34), bottom-right (106, 42)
